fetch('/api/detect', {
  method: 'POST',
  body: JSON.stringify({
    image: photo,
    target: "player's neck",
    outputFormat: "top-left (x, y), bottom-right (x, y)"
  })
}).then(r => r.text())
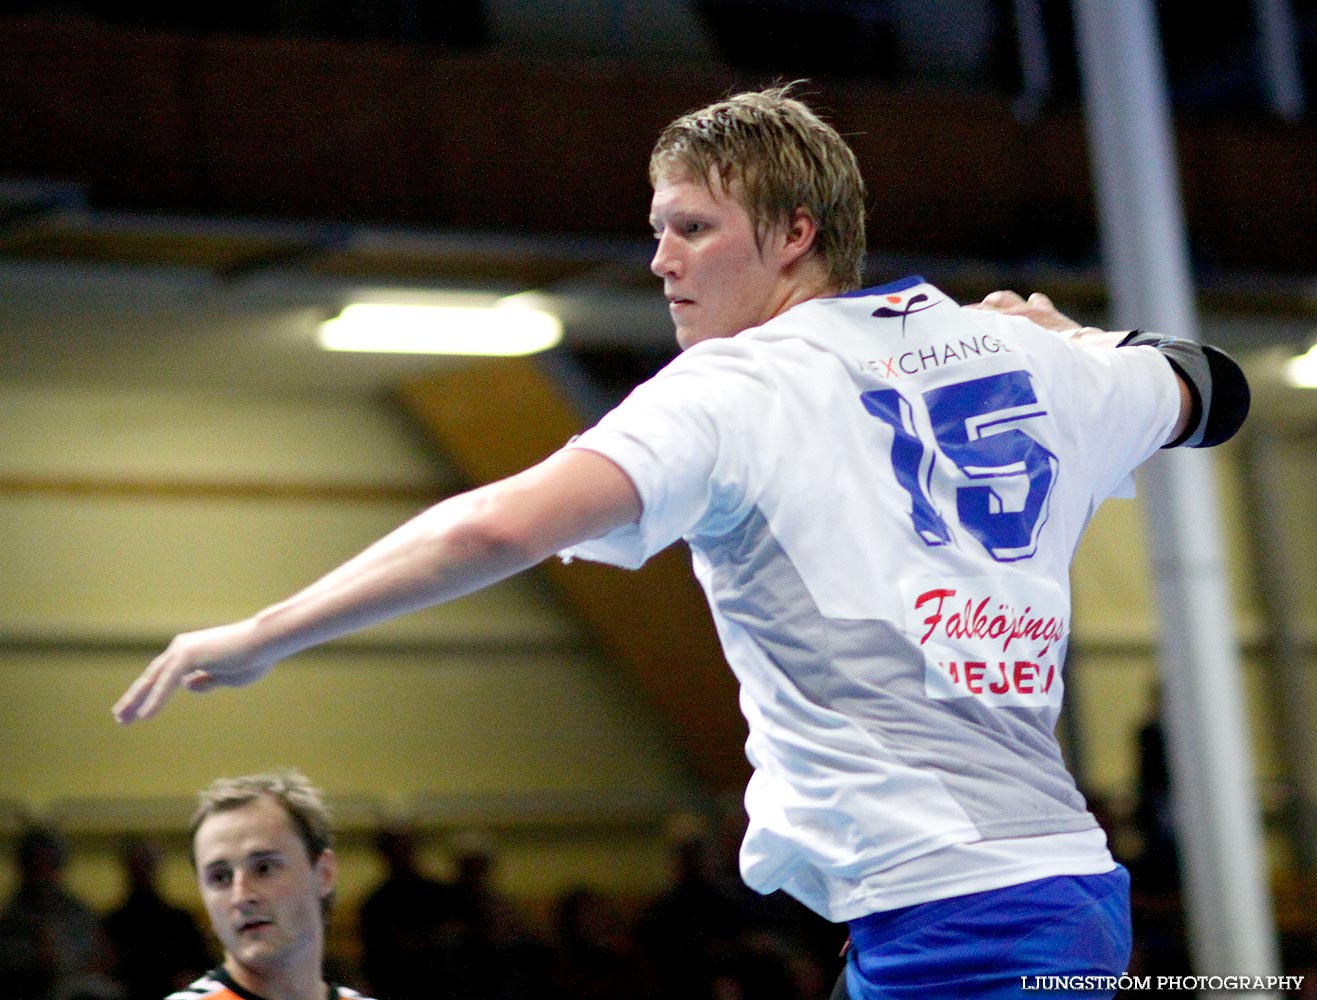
top-left (225, 955), bottom-right (329, 1000)
top-left (771, 261), bottom-right (837, 320)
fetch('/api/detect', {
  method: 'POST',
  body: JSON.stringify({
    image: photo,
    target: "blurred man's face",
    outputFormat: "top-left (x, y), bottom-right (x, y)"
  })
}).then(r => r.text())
top-left (194, 795), bottom-right (335, 982)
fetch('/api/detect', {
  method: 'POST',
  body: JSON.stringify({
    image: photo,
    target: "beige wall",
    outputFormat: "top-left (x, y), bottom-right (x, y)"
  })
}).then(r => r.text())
top-left (0, 383), bottom-right (700, 916)
top-left (1, 359), bottom-right (1315, 921)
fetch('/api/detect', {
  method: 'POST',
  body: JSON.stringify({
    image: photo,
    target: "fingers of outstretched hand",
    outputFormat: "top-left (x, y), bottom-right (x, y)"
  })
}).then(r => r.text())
top-left (971, 289), bottom-right (1079, 333)
top-left (977, 289), bottom-right (1026, 310)
top-left (112, 651), bottom-right (185, 724)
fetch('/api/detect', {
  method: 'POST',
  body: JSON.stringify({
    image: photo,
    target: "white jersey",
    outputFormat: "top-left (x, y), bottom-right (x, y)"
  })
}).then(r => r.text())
top-left (561, 278), bottom-right (1182, 921)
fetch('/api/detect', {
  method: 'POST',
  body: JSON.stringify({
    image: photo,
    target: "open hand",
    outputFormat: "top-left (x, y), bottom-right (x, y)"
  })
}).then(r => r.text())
top-left (112, 620), bottom-right (275, 724)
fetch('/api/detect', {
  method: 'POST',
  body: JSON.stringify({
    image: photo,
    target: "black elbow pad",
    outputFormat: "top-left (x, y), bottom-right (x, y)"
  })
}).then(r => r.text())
top-left (1118, 331), bottom-right (1250, 448)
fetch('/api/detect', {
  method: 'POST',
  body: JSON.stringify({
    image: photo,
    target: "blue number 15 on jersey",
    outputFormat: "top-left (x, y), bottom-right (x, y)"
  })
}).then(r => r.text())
top-left (860, 370), bottom-right (1058, 563)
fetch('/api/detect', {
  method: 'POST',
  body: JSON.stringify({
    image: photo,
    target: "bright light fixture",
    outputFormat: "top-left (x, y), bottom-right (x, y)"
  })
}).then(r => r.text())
top-left (317, 300), bottom-right (562, 356)
top-left (1283, 343), bottom-right (1317, 389)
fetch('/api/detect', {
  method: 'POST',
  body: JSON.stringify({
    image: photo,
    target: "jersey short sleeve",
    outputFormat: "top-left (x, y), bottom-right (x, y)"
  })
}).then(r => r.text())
top-left (1084, 342), bottom-right (1183, 497)
top-left (559, 340), bottom-right (776, 569)
top-left (959, 309), bottom-right (1183, 502)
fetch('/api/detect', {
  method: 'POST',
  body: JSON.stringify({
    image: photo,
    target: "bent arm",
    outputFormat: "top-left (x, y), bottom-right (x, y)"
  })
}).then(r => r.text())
top-left (968, 289), bottom-right (1239, 447)
top-left (113, 448), bottom-right (641, 723)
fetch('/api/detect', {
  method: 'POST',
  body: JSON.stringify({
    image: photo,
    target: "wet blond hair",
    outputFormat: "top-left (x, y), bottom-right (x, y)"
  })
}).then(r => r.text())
top-left (649, 83), bottom-right (867, 292)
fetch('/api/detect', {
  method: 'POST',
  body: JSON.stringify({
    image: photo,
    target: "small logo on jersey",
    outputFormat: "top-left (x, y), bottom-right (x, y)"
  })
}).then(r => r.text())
top-left (871, 292), bottom-right (937, 335)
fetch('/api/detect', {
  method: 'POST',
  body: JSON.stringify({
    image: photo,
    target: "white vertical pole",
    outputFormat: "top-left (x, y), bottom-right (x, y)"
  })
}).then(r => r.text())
top-left (1070, 1), bottom-right (1282, 994)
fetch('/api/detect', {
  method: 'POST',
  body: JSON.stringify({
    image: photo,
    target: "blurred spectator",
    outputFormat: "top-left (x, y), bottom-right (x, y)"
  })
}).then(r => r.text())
top-left (548, 887), bottom-right (656, 1000)
top-left (1126, 692), bottom-right (1191, 979)
top-left (448, 834), bottom-right (554, 1000)
top-left (707, 809), bottom-right (838, 1000)
top-left (0, 825), bottom-right (117, 1000)
top-left (637, 822), bottom-right (732, 998)
top-left (358, 824), bottom-right (469, 998)
top-left (1132, 689), bottom-right (1180, 890)
top-left (101, 835), bottom-right (212, 999)
top-left (358, 826), bottom-right (550, 1000)
top-left (634, 810), bottom-right (840, 1000)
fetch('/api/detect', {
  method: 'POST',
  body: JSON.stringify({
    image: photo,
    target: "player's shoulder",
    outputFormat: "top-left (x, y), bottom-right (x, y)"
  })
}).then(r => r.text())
top-left (165, 972), bottom-right (238, 1000)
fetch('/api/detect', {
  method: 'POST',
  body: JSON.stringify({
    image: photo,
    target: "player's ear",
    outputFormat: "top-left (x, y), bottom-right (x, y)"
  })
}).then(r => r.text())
top-left (781, 207), bottom-right (818, 265)
top-left (315, 847), bottom-right (338, 899)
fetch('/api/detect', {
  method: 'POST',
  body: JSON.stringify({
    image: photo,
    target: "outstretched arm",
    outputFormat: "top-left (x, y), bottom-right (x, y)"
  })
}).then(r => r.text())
top-left (112, 448), bottom-right (641, 724)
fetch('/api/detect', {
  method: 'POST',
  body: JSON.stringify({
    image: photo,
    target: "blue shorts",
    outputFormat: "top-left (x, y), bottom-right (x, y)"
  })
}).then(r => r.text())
top-left (843, 866), bottom-right (1132, 999)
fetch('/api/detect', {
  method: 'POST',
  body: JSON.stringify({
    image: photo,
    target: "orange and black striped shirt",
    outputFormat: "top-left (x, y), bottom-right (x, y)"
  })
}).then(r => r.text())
top-left (167, 967), bottom-right (377, 1000)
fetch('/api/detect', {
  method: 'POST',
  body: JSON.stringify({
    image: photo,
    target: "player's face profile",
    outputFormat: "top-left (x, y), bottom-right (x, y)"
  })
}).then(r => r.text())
top-left (649, 168), bottom-right (791, 350)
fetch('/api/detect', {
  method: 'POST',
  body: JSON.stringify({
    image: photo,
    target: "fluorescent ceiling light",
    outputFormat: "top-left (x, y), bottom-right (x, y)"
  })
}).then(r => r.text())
top-left (1283, 343), bottom-right (1317, 389)
top-left (317, 301), bottom-right (562, 356)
